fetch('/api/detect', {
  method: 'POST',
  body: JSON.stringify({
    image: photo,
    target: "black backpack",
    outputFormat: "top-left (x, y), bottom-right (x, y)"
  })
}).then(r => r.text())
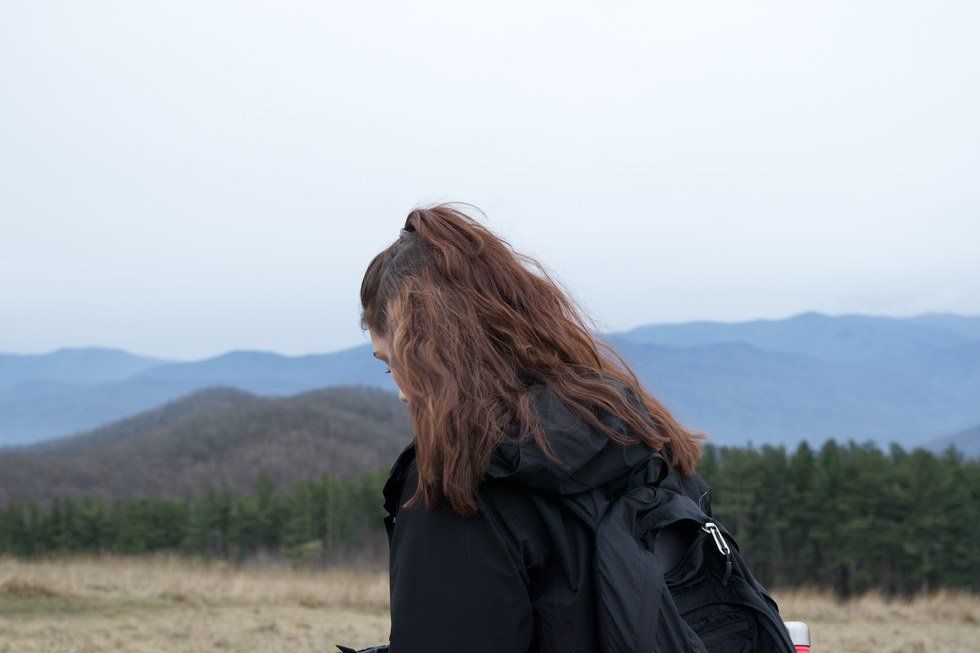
top-left (589, 461), bottom-right (797, 652)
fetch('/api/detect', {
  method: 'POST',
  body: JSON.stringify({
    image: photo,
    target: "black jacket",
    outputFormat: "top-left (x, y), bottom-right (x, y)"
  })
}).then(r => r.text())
top-left (381, 383), bottom-right (713, 653)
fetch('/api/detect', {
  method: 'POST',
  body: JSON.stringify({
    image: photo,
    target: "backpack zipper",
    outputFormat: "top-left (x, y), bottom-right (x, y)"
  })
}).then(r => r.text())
top-left (663, 531), bottom-right (706, 579)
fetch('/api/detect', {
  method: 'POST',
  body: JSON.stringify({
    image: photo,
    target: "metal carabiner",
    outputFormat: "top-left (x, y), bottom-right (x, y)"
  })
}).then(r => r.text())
top-left (702, 522), bottom-right (733, 585)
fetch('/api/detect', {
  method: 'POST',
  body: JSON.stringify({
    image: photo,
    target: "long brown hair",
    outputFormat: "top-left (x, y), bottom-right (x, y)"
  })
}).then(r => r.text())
top-left (360, 204), bottom-right (704, 516)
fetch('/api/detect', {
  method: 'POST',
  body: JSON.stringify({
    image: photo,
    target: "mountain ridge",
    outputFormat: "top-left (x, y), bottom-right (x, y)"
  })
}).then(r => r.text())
top-left (3, 312), bottom-right (978, 450)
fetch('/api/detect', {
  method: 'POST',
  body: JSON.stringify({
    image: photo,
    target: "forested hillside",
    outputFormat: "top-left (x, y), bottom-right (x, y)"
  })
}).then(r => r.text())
top-left (0, 386), bottom-right (412, 502)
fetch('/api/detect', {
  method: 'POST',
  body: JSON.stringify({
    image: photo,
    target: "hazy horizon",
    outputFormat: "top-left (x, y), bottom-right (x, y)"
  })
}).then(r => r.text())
top-left (4, 309), bottom-right (978, 361)
top-left (3, 2), bottom-right (978, 359)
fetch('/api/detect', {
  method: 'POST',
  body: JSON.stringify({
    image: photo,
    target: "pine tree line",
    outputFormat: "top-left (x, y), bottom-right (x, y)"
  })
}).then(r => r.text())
top-left (0, 470), bottom-right (388, 561)
top-left (0, 441), bottom-right (976, 596)
top-left (699, 441), bottom-right (980, 596)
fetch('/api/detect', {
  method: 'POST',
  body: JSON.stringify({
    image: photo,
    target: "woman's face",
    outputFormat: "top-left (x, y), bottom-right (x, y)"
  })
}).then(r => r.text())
top-left (369, 327), bottom-right (409, 404)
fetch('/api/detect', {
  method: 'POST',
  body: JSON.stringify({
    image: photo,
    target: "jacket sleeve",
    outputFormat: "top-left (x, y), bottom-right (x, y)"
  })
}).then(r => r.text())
top-left (387, 493), bottom-right (534, 653)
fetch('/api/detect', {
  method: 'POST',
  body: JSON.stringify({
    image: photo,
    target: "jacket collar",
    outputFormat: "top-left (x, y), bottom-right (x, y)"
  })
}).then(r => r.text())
top-left (382, 439), bottom-right (417, 520)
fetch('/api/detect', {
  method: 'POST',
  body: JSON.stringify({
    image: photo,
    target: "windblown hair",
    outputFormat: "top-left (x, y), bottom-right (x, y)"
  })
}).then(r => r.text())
top-left (360, 204), bottom-right (704, 516)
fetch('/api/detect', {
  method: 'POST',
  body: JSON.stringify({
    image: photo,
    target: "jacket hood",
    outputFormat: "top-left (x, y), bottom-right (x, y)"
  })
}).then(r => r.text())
top-left (382, 380), bottom-right (672, 526)
top-left (486, 380), bottom-right (668, 498)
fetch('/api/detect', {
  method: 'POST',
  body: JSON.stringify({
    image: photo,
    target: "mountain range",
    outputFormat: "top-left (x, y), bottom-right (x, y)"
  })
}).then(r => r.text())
top-left (2, 312), bottom-right (978, 452)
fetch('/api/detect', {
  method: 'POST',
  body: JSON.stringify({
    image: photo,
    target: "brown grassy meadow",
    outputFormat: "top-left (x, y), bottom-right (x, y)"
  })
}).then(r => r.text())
top-left (1, 555), bottom-right (977, 652)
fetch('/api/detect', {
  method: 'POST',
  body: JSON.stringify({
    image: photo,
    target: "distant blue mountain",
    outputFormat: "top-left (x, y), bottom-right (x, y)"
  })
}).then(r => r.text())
top-left (1, 313), bottom-right (978, 450)
top-left (906, 314), bottom-right (980, 341)
top-left (614, 312), bottom-right (975, 363)
top-left (0, 348), bottom-right (164, 392)
top-left (606, 337), bottom-right (975, 446)
top-left (926, 423), bottom-right (980, 458)
top-left (0, 345), bottom-right (397, 443)
top-left (128, 348), bottom-right (391, 395)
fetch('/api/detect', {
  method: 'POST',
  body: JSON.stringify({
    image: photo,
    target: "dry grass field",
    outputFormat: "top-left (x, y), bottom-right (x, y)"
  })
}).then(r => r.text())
top-left (1, 555), bottom-right (977, 653)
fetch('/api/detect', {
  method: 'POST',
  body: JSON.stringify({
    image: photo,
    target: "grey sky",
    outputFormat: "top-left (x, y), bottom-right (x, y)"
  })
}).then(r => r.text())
top-left (2, 1), bottom-right (977, 359)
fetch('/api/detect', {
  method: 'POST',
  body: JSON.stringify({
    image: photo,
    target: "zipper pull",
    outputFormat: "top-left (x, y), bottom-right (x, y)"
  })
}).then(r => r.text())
top-left (702, 522), bottom-right (733, 585)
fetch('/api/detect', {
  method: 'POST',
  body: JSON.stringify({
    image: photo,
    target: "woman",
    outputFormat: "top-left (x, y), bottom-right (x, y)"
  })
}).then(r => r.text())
top-left (358, 205), bottom-right (713, 652)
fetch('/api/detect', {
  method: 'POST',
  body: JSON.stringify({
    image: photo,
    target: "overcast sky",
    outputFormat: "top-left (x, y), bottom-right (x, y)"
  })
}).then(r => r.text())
top-left (1, 1), bottom-right (977, 359)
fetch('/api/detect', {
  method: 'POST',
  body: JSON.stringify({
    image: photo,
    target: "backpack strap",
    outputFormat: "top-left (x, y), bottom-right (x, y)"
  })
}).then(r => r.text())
top-left (595, 483), bottom-right (717, 652)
